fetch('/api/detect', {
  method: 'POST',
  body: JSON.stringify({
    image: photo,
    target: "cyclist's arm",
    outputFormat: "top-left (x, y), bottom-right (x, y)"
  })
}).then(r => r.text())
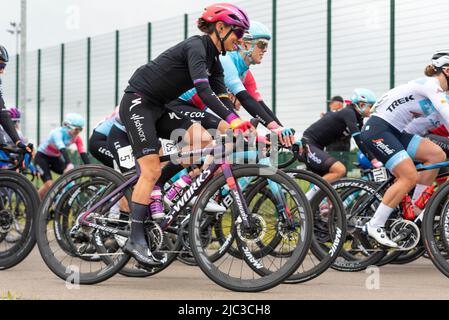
top-left (244, 73), bottom-right (283, 127)
top-left (186, 41), bottom-right (239, 124)
top-left (340, 110), bottom-right (376, 160)
top-left (74, 136), bottom-right (90, 165)
top-left (424, 84), bottom-right (449, 131)
top-left (220, 56), bottom-right (276, 127)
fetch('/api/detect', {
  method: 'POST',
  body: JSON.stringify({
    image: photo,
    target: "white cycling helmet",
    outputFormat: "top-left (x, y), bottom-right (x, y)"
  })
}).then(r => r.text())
top-left (432, 50), bottom-right (449, 68)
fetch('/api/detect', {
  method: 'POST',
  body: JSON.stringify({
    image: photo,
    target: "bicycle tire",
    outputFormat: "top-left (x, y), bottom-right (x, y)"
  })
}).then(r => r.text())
top-left (36, 165), bottom-right (132, 284)
top-left (190, 165), bottom-right (313, 292)
top-left (0, 171), bottom-right (40, 270)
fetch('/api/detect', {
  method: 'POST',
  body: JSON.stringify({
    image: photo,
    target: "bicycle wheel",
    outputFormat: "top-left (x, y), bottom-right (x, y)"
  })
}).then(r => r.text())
top-left (37, 165), bottom-right (133, 284)
top-left (390, 246), bottom-right (425, 265)
top-left (0, 171), bottom-right (40, 270)
top-left (331, 179), bottom-right (388, 272)
top-left (281, 169), bottom-right (346, 283)
top-left (190, 165), bottom-right (313, 292)
top-left (423, 181), bottom-right (449, 277)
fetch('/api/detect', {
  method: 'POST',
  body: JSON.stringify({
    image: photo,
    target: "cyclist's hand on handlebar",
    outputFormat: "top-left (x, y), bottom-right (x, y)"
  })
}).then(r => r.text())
top-left (371, 159), bottom-right (383, 169)
top-left (230, 119), bottom-right (255, 135)
top-left (273, 127), bottom-right (296, 147)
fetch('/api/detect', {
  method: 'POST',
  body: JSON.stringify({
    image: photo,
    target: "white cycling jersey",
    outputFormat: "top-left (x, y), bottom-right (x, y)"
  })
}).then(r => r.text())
top-left (404, 113), bottom-right (442, 136)
top-left (372, 77), bottom-right (449, 132)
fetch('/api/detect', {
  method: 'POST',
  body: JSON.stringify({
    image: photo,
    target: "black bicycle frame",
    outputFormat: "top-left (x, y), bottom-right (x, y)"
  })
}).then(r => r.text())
top-left (348, 160), bottom-right (449, 221)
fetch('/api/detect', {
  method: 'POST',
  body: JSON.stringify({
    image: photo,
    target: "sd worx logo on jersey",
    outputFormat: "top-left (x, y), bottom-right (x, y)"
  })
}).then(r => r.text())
top-left (372, 138), bottom-right (395, 156)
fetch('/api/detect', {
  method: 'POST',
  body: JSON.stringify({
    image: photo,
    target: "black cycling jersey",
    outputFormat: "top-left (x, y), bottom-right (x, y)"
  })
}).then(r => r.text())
top-left (303, 106), bottom-right (374, 160)
top-left (127, 35), bottom-right (235, 122)
top-left (0, 78), bottom-right (20, 143)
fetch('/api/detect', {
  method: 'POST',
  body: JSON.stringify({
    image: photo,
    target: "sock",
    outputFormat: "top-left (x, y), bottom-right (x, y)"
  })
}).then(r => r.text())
top-left (412, 184), bottom-right (429, 204)
top-left (369, 203), bottom-right (394, 228)
top-left (155, 162), bottom-right (185, 189)
top-left (151, 186), bottom-right (162, 199)
top-left (130, 202), bottom-right (149, 246)
top-left (306, 185), bottom-right (320, 201)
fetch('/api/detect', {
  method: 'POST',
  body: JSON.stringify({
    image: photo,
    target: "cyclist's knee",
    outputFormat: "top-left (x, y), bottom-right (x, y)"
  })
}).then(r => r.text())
top-left (397, 168), bottom-right (419, 189)
top-left (330, 161), bottom-right (346, 178)
top-left (431, 148), bottom-right (447, 163)
top-left (140, 163), bottom-right (162, 184)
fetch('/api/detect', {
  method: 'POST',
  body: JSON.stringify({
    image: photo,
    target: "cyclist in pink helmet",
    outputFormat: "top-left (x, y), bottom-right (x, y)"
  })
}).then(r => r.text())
top-left (199, 3), bottom-right (250, 55)
top-left (118, 3), bottom-right (251, 268)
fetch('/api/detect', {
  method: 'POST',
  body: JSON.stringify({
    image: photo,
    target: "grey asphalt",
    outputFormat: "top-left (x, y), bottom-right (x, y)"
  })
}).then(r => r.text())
top-left (1, 249), bottom-right (449, 300)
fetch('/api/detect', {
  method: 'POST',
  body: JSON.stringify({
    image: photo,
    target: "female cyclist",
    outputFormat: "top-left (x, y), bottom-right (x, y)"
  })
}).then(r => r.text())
top-left (361, 50), bottom-right (449, 247)
top-left (118, 3), bottom-right (251, 268)
top-left (35, 113), bottom-right (91, 199)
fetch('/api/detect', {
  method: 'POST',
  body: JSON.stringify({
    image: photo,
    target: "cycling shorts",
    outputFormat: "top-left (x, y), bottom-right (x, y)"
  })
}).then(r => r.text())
top-left (166, 99), bottom-right (222, 130)
top-left (361, 116), bottom-right (423, 172)
top-left (301, 136), bottom-right (339, 176)
top-left (119, 92), bottom-right (195, 159)
top-left (89, 131), bottom-right (114, 167)
top-left (34, 151), bottom-right (66, 183)
top-left (107, 124), bottom-right (134, 173)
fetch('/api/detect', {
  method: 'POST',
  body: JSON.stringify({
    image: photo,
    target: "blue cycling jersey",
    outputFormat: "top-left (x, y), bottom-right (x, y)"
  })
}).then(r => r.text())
top-left (38, 127), bottom-right (86, 157)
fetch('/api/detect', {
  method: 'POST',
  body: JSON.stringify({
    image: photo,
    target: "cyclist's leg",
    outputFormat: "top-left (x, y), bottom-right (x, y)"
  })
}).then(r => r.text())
top-left (107, 124), bottom-right (135, 173)
top-left (403, 134), bottom-right (446, 202)
top-left (425, 133), bottom-right (449, 158)
top-left (157, 108), bottom-right (213, 166)
top-left (119, 92), bottom-right (167, 267)
top-left (35, 152), bottom-right (55, 199)
top-left (302, 138), bottom-right (343, 181)
top-left (361, 118), bottom-right (417, 247)
top-left (89, 131), bottom-right (115, 168)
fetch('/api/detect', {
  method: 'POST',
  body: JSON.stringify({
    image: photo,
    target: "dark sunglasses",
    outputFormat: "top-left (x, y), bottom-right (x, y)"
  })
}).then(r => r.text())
top-left (231, 26), bottom-right (246, 39)
top-left (255, 39), bottom-right (269, 50)
top-left (68, 125), bottom-right (83, 132)
top-left (0, 63), bottom-right (7, 70)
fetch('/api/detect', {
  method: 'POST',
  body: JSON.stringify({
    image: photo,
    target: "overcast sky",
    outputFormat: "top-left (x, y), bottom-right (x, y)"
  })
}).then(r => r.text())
top-left (1, 0), bottom-right (213, 54)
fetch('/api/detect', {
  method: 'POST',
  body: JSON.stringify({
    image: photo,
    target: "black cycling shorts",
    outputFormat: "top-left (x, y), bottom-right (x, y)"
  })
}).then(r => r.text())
top-left (301, 137), bottom-right (339, 176)
top-left (107, 124), bottom-right (134, 173)
top-left (119, 92), bottom-right (195, 159)
top-left (361, 116), bottom-right (422, 172)
top-left (34, 151), bottom-right (66, 183)
top-left (89, 131), bottom-right (114, 168)
top-left (166, 99), bottom-right (222, 131)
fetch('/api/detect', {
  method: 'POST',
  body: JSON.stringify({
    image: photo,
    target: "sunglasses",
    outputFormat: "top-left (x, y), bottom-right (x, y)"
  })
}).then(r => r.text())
top-left (357, 102), bottom-right (373, 110)
top-left (0, 63), bottom-right (7, 70)
top-left (255, 39), bottom-right (269, 50)
top-left (231, 26), bottom-right (246, 40)
top-left (68, 126), bottom-right (83, 132)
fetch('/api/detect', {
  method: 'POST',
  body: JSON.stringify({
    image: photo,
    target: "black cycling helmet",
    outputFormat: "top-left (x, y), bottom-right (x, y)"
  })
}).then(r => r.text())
top-left (0, 46), bottom-right (9, 63)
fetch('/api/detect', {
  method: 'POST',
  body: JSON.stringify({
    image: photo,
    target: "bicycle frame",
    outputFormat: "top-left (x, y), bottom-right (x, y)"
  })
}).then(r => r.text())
top-left (77, 142), bottom-right (254, 238)
top-left (348, 160), bottom-right (449, 223)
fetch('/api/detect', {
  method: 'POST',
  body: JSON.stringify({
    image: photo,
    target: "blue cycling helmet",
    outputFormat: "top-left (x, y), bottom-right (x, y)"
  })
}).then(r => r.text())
top-left (63, 113), bottom-right (86, 129)
top-left (243, 21), bottom-right (272, 41)
top-left (358, 151), bottom-right (373, 170)
top-left (239, 21), bottom-right (271, 64)
top-left (350, 88), bottom-right (377, 115)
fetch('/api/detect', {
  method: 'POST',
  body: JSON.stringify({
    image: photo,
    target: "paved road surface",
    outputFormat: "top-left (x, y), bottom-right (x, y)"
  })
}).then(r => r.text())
top-left (1, 249), bottom-right (449, 300)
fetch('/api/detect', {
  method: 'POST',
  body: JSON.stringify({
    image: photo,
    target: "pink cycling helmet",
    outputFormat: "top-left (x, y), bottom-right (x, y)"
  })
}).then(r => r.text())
top-left (200, 3), bottom-right (250, 36)
top-left (7, 107), bottom-right (21, 121)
